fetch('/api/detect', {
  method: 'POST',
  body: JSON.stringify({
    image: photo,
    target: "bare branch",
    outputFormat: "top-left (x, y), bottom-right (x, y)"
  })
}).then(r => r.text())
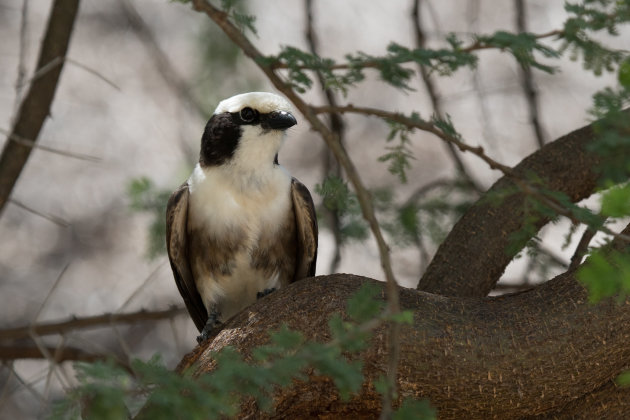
top-left (412, 0), bottom-right (484, 193)
top-left (0, 0), bottom-right (81, 217)
top-left (515, 0), bottom-right (547, 148)
top-left (118, 0), bottom-right (205, 118)
top-left (0, 128), bottom-right (101, 162)
top-left (0, 306), bottom-right (186, 341)
top-left (304, 0), bottom-right (344, 274)
top-left (14, 0), bottom-right (29, 114)
top-left (9, 199), bottom-right (69, 227)
top-left (569, 226), bottom-right (598, 271)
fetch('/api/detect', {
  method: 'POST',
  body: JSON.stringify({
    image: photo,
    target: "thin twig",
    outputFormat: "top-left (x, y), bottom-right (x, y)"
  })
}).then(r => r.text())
top-left (118, 0), bottom-right (204, 117)
top-left (17, 56), bottom-right (120, 93)
top-left (0, 127), bottom-right (101, 162)
top-left (468, 0), bottom-right (501, 160)
top-left (313, 104), bottom-right (514, 173)
top-left (14, 0), bottom-right (29, 115)
top-left (9, 198), bottom-right (69, 227)
top-left (116, 261), bottom-right (167, 313)
top-left (411, 0), bottom-right (484, 193)
top-left (515, 0), bottom-right (546, 148)
top-left (304, 0), bottom-right (344, 274)
top-left (569, 226), bottom-right (598, 271)
top-left (28, 264), bottom-right (74, 392)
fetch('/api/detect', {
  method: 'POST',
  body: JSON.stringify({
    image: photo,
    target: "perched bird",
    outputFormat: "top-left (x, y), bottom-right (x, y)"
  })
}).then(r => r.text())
top-left (166, 92), bottom-right (318, 342)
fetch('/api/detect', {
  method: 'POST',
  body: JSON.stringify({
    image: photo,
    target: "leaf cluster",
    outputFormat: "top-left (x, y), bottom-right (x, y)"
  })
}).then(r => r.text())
top-left (51, 284), bottom-right (432, 419)
top-left (561, 0), bottom-right (630, 75)
top-left (473, 31), bottom-right (560, 73)
top-left (127, 177), bottom-right (172, 259)
top-left (578, 249), bottom-right (630, 302)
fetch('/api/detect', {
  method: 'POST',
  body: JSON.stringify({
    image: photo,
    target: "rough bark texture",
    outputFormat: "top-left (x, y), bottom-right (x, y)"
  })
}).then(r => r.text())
top-left (0, 0), bottom-right (80, 216)
top-left (417, 120), bottom-right (603, 297)
top-left (178, 273), bottom-right (630, 419)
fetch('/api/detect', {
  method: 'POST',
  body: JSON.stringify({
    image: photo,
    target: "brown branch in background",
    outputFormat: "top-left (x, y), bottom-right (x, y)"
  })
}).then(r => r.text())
top-left (0, 306), bottom-right (186, 341)
top-left (0, 345), bottom-right (103, 364)
top-left (118, 0), bottom-right (205, 119)
top-left (569, 225), bottom-right (598, 271)
top-left (189, 1), bottom-right (402, 416)
top-left (411, 0), bottom-right (483, 193)
top-left (304, 0), bottom-right (344, 274)
top-left (468, 0), bottom-right (501, 161)
top-left (8, 199), bottom-right (69, 227)
top-left (313, 104), bottom-right (515, 174)
top-left (118, 0), bottom-right (204, 160)
top-left (0, 0), bottom-right (81, 218)
top-left (0, 128), bottom-right (101, 162)
top-left (14, 0), bottom-right (30, 114)
top-left (515, 0), bottom-right (546, 148)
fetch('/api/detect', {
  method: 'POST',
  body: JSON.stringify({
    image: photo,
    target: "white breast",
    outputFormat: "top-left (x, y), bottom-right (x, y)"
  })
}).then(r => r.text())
top-left (187, 162), bottom-right (293, 320)
top-left (188, 162), bottom-right (292, 236)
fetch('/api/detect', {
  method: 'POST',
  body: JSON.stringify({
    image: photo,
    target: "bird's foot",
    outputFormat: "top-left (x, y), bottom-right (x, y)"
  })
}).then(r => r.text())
top-left (256, 288), bottom-right (276, 299)
top-left (196, 311), bottom-right (222, 344)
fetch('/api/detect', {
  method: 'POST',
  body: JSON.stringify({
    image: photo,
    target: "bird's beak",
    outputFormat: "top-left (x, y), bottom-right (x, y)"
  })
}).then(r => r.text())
top-left (263, 111), bottom-right (297, 130)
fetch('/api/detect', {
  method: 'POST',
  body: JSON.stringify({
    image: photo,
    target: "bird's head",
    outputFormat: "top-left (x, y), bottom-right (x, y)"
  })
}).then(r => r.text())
top-left (199, 92), bottom-right (297, 170)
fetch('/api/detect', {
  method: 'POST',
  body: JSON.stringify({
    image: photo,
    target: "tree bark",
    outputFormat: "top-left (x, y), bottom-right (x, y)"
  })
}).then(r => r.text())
top-left (178, 273), bottom-right (630, 419)
top-left (0, 0), bottom-right (80, 217)
top-left (417, 117), bottom-right (607, 297)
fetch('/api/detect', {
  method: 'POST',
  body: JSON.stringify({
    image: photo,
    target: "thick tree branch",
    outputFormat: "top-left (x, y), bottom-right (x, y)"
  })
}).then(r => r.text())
top-left (180, 271), bottom-right (630, 419)
top-left (0, 306), bottom-right (185, 341)
top-left (0, 0), bottom-right (80, 217)
top-left (417, 111), bottom-right (630, 296)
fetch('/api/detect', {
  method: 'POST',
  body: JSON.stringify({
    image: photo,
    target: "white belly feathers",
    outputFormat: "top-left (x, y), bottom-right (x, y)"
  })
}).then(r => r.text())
top-left (187, 163), bottom-right (292, 320)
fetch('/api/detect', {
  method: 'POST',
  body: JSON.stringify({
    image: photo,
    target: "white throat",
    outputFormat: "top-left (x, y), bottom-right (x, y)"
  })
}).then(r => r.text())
top-left (228, 125), bottom-right (285, 179)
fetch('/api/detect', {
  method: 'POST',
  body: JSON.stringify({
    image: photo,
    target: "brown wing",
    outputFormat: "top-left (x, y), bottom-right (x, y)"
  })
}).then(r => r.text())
top-left (291, 177), bottom-right (318, 279)
top-left (166, 183), bottom-right (207, 332)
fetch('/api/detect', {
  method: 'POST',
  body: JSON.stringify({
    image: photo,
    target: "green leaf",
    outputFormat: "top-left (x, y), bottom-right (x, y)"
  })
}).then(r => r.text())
top-left (390, 310), bottom-right (414, 325)
top-left (617, 370), bottom-right (630, 387)
top-left (601, 183), bottom-right (630, 217)
top-left (577, 250), bottom-right (630, 302)
top-left (393, 398), bottom-right (437, 420)
top-left (347, 282), bottom-right (384, 323)
top-left (619, 58), bottom-right (630, 88)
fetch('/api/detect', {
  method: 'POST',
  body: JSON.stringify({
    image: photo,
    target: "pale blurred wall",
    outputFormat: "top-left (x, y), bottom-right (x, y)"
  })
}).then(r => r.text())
top-left (0, 0), bottom-right (624, 417)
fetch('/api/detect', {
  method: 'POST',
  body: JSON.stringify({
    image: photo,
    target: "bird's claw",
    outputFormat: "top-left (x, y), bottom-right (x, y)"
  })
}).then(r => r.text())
top-left (256, 288), bottom-right (276, 299)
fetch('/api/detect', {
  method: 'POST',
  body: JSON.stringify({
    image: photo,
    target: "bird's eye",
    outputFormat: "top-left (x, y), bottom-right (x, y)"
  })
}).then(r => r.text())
top-left (239, 107), bottom-right (257, 123)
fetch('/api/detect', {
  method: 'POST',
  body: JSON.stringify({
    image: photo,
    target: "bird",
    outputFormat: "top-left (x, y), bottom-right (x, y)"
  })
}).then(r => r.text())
top-left (166, 92), bottom-right (318, 343)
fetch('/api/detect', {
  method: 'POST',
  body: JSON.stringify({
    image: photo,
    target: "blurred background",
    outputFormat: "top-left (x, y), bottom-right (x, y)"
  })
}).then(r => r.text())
top-left (0, 0), bottom-right (626, 417)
